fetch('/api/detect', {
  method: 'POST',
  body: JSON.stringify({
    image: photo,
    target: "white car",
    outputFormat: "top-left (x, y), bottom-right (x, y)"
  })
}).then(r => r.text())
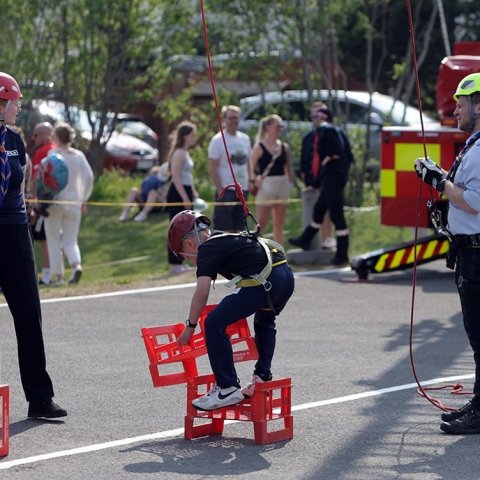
top-left (239, 90), bottom-right (436, 158)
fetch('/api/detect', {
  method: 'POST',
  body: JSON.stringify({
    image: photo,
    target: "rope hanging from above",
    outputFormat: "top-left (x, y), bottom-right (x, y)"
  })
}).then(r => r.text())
top-left (198, 0), bottom-right (259, 234)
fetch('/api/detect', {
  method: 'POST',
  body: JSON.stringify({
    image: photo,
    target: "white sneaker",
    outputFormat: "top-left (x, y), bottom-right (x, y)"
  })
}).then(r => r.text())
top-left (241, 375), bottom-right (264, 398)
top-left (134, 211), bottom-right (148, 222)
top-left (118, 213), bottom-right (129, 222)
top-left (192, 384), bottom-right (244, 411)
top-left (169, 264), bottom-right (193, 275)
top-left (322, 237), bottom-right (337, 249)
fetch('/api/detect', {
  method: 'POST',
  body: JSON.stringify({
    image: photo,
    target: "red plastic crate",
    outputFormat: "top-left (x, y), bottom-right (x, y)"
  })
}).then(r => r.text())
top-left (0, 385), bottom-right (9, 457)
top-left (141, 305), bottom-right (293, 445)
top-left (185, 374), bottom-right (293, 445)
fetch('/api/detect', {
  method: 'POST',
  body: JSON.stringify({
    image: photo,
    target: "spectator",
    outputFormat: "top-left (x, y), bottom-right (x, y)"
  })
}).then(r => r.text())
top-left (0, 71), bottom-right (67, 418)
top-left (169, 210), bottom-right (295, 411)
top-left (249, 114), bottom-right (293, 244)
top-left (118, 165), bottom-right (167, 222)
top-left (44, 122), bottom-right (94, 285)
top-left (166, 121), bottom-right (199, 275)
top-left (300, 102), bottom-right (337, 249)
top-left (208, 105), bottom-right (251, 232)
top-left (30, 122), bottom-right (55, 285)
top-left (289, 103), bottom-right (352, 266)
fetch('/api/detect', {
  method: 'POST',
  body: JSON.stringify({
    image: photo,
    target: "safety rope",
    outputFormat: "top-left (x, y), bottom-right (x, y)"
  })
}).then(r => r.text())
top-left (198, 0), bottom-right (259, 234)
top-left (406, 0), bottom-right (467, 411)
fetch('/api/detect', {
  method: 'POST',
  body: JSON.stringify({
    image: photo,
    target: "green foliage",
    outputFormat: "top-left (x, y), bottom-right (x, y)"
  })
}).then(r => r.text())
top-left (90, 169), bottom-right (139, 203)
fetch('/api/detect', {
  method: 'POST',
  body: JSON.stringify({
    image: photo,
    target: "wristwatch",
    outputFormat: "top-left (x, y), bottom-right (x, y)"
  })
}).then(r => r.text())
top-left (185, 319), bottom-right (197, 329)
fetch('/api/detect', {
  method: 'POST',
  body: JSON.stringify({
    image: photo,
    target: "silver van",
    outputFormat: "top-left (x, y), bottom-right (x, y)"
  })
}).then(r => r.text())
top-left (239, 90), bottom-right (436, 158)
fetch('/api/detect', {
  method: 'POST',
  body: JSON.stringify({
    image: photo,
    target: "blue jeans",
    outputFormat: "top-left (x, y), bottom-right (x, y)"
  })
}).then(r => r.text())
top-left (204, 263), bottom-right (295, 388)
top-left (455, 245), bottom-right (480, 406)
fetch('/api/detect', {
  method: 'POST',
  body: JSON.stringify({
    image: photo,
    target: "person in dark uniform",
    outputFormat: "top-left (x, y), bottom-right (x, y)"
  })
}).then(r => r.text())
top-left (168, 210), bottom-right (295, 411)
top-left (0, 72), bottom-right (67, 419)
top-left (415, 72), bottom-right (480, 434)
top-left (289, 103), bottom-right (351, 265)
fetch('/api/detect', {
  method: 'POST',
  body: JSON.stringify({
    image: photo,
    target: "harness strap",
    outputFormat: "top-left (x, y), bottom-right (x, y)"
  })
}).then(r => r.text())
top-left (222, 235), bottom-right (286, 290)
top-left (236, 260), bottom-right (287, 287)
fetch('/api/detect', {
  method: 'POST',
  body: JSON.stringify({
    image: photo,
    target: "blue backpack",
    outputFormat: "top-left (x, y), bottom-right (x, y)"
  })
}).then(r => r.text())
top-left (36, 152), bottom-right (69, 200)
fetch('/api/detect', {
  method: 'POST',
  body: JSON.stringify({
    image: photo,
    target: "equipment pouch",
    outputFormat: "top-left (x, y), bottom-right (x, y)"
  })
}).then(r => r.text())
top-left (446, 243), bottom-right (457, 270)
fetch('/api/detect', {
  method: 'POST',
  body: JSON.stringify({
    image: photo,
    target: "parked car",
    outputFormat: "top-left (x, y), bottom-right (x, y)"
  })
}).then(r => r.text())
top-left (18, 100), bottom-right (159, 173)
top-left (79, 111), bottom-right (159, 173)
top-left (239, 90), bottom-right (436, 158)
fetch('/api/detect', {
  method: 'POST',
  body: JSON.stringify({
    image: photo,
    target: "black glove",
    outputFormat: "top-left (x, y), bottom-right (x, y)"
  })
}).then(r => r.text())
top-left (414, 157), bottom-right (446, 192)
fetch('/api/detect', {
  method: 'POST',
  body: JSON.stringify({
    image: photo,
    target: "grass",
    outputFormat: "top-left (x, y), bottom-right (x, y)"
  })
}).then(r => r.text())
top-left (32, 170), bottom-right (415, 292)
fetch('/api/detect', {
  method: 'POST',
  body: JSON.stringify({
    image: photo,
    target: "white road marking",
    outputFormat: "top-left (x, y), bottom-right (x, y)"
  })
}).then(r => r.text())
top-left (0, 268), bottom-right (350, 307)
top-left (0, 372), bottom-right (473, 470)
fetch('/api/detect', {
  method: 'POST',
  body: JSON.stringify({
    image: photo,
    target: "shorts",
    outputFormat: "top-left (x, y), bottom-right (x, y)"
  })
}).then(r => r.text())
top-left (213, 189), bottom-right (249, 232)
top-left (30, 215), bottom-right (46, 241)
top-left (255, 175), bottom-right (291, 205)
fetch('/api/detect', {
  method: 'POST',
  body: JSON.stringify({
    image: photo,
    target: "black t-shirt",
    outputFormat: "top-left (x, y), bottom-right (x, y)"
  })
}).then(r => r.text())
top-left (0, 127), bottom-right (27, 225)
top-left (256, 143), bottom-right (287, 177)
top-left (196, 232), bottom-right (270, 281)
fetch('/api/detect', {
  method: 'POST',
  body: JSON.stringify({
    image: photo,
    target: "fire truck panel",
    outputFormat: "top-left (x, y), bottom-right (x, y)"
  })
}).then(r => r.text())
top-left (380, 126), bottom-right (467, 227)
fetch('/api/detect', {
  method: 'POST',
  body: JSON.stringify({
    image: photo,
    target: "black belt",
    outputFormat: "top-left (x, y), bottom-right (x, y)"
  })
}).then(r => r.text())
top-left (453, 234), bottom-right (480, 248)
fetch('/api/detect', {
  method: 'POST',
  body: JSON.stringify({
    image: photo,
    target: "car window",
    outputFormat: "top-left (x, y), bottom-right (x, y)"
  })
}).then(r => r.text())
top-left (244, 100), bottom-right (309, 122)
top-left (345, 103), bottom-right (370, 124)
top-left (245, 105), bottom-right (266, 120)
top-left (278, 101), bottom-right (307, 122)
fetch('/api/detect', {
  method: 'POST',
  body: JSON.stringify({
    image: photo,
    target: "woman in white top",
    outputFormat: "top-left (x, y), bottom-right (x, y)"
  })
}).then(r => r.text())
top-left (44, 123), bottom-right (94, 285)
top-left (166, 121), bottom-right (198, 274)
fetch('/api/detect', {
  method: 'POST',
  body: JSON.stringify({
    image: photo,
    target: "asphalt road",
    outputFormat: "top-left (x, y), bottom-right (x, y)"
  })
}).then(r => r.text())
top-left (1, 260), bottom-right (479, 480)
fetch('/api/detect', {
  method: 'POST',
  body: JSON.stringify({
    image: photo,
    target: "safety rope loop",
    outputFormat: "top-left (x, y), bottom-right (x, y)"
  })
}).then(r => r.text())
top-left (406, 0), bottom-right (466, 412)
top-left (199, 0), bottom-right (252, 223)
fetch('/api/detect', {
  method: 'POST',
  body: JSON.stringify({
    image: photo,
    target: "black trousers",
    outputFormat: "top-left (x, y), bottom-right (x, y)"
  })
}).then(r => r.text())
top-left (0, 224), bottom-right (54, 402)
top-left (313, 173), bottom-right (348, 230)
top-left (166, 184), bottom-right (194, 265)
top-left (455, 245), bottom-right (480, 406)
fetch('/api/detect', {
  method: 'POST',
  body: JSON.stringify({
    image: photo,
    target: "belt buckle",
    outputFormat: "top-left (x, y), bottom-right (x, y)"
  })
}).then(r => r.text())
top-left (471, 235), bottom-right (480, 247)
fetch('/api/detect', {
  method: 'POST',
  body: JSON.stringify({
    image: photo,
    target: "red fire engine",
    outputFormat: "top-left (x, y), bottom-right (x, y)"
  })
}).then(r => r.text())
top-left (351, 42), bottom-right (480, 280)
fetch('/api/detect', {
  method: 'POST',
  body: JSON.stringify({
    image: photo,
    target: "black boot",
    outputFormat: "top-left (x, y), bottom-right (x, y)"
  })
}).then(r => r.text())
top-left (288, 226), bottom-right (319, 251)
top-left (28, 398), bottom-right (67, 419)
top-left (331, 235), bottom-right (349, 265)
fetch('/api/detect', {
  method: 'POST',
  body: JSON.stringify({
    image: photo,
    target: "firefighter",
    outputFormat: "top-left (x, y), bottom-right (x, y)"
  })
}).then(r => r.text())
top-left (288, 104), bottom-right (352, 266)
top-left (168, 210), bottom-right (295, 411)
top-left (415, 72), bottom-right (480, 434)
top-left (0, 72), bottom-right (67, 419)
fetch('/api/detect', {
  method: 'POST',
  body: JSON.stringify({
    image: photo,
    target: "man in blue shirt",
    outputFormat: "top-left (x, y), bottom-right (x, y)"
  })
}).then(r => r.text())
top-left (415, 72), bottom-right (480, 434)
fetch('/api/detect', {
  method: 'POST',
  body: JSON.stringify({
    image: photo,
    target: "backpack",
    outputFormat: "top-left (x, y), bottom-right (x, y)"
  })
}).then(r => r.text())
top-left (36, 152), bottom-right (69, 200)
top-left (336, 127), bottom-right (355, 167)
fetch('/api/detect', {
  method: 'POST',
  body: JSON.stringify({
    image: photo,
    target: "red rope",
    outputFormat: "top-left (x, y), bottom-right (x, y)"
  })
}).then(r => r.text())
top-left (198, 0), bottom-right (252, 222)
top-left (406, 0), bottom-right (468, 411)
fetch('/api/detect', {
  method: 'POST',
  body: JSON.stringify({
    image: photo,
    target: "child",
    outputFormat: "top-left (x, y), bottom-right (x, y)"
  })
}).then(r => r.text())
top-left (118, 165), bottom-right (167, 222)
top-left (168, 210), bottom-right (295, 410)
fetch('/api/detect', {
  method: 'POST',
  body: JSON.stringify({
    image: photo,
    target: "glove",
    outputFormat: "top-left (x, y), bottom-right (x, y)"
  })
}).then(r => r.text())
top-left (414, 157), bottom-right (446, 192)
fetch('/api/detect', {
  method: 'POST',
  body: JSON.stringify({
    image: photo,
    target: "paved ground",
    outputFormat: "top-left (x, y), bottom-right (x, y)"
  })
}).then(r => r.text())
top-left (1, 260), bottom-right (479, 479)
